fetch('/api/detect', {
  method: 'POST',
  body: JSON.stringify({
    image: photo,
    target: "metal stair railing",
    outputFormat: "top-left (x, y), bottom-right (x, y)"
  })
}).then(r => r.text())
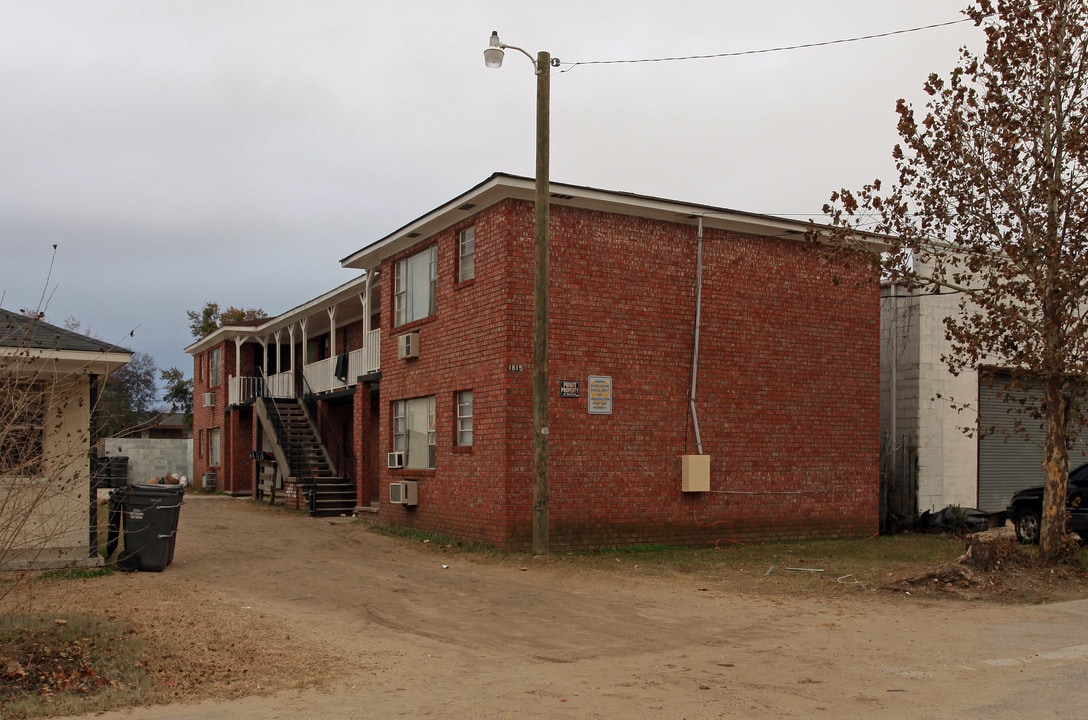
top-left (256, 369), bottom-right (317, 515)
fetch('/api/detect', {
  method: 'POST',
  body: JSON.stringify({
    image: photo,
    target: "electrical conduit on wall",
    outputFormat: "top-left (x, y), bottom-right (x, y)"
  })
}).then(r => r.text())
top-left (690, 216), bottom-right (704, 455)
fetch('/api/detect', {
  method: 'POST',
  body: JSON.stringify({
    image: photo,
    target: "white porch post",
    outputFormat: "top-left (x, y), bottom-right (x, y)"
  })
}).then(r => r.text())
top-left (273, 329), bottom-right (283, 374)
top-left (288, 325), bottom-right (296, 374)
top-left (300, 318), bottom-right (309, 364)
top-left (233, 335), bottom-right (244, 373)
top-left (327, 306), bottom-right (338, 357)
top-left (362, 270), bottom-right (372, 335)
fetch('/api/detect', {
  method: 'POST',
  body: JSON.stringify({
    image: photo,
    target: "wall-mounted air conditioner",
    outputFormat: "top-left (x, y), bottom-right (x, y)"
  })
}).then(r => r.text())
top-left (397, 332), bottom-right (420, 359)
top-left (387, 451), bottom-right (405, 469)
top-left (389, 480), bottom-right (418, 506)
top-left (202, 392), bottom-right (216, 407)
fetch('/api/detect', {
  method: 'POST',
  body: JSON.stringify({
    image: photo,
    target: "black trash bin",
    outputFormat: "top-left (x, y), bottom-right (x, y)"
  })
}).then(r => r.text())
top-left (108, 483), bottom-right (184, 572)
top-left (92, 456), bottom-right (129, 489)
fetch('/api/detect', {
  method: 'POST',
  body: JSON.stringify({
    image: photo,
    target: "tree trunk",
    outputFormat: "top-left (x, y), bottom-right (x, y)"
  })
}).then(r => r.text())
top-left (1039, 376), bottom-right (1070, 560)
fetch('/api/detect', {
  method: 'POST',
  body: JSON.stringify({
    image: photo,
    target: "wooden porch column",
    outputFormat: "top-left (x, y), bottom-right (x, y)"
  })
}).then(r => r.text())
top-left (233, 335), bottom-right (244, 374)
top-left (288, 325), bottom-right (297, 374)
top-left (327, 306), bottom-right (338, 357)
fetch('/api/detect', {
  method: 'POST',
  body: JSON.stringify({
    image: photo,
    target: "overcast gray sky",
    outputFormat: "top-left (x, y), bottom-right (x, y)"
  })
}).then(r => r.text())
top-left (1, 0), bottom-right (980, 388)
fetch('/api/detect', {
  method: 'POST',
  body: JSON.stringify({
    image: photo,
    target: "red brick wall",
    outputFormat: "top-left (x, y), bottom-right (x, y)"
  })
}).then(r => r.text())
top-left (191, 339), bottom-right (261, 494)
top-left (545, 206), bottom-right (879, 547)
top-left (353, 381), bottom-right (379, 506)
top-left (376, 199), bottom-right (880, 549)
top-left (191, 341), bottom-right (227, 488)
top-left (224, 407), bottom-right (253, 495)
top-left (379, 204), bottom-right (528, 545)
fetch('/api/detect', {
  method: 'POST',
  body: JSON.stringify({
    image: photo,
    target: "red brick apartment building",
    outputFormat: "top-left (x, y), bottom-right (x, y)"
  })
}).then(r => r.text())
top-left (186, 174), bottom-right (880, 549)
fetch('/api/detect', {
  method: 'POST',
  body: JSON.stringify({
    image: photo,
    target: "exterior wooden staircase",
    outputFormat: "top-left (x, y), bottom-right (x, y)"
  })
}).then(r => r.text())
top-left (255, 397), bottom-right (356, 517)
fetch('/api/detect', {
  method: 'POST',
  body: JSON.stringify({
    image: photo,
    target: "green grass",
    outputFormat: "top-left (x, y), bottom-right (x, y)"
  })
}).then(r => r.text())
top-left (364, 523), bottom-right (500, 554)
top-left (564, 534), bottom-right (967, 585)
top-left (357, 521), bottom-right (972, 597)
top-left (37, 566), bottom-right (114, 582)
top-left (360, 523), bottom-right (969, 593)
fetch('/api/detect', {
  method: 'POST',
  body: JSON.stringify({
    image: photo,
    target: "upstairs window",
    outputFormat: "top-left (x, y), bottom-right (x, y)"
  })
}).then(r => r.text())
top-left (209, 348), bottom-right (222, 387)
top-left (458, 227), bottom-right (475, 282)
top-left (394, 246), bottom-right (437, 326)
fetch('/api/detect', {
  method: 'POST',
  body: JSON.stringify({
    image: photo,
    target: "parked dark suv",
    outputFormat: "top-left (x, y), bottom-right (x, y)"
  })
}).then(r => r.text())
top-left (1006, 462), bottom-right (1088, 544)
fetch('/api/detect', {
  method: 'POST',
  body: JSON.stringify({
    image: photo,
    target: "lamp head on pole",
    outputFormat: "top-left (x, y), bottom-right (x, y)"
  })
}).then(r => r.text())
top-left (484, 31), bottom-right (504, 69)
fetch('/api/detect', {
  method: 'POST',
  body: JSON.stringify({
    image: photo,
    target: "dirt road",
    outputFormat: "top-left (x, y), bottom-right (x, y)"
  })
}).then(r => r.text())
top-left (56, 496), bottom-right (1088, 719)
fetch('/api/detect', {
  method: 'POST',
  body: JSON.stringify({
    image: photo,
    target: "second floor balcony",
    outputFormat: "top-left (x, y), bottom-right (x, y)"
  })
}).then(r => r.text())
top-left (227, 329), bottom-right (381, 405)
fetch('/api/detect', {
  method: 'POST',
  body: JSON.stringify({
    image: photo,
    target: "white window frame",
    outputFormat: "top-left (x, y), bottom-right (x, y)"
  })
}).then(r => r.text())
top-left (209, 427), bottom-right (222, 467)
top-left (209, 348), bottom-right (222, 387)
top-left (0, 383), bottom-right (44, 478)
top-left (458, 226), bottom-right (475, 282)
top-left (456, 390), bottom-right (473, 447)
top-left (392, 396), bottom-right (436, 469)
top-left (394, 246), bottom-right (438, 327)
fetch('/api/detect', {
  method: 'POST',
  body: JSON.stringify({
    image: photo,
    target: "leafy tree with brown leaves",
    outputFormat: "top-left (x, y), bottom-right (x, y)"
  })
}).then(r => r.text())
top-left (820, 0), bottom-right (1088, 560)
top-left (160, 367), bottom-right (193, 426)
top-left (186, 302), bottom-right (267, 340)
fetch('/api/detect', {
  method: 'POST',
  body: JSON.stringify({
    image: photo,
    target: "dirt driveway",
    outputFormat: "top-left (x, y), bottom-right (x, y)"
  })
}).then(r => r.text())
top-left (53, 495), bottom-right (1088, 720)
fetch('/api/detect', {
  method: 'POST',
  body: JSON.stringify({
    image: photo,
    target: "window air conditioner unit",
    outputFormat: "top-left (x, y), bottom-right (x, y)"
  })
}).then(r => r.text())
top-left (397, 332), bottom-right (420, 359)
top-left (389, 480), bottom-right (418, 506)
top-left (387, 451), bottom-right (405, 469)
top-left (202, 392), bottom-right (216, 407)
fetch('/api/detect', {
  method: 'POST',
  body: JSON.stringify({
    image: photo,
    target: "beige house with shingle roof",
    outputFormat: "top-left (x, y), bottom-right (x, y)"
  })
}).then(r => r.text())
top-left (1, 308), bottom-right (131, 569)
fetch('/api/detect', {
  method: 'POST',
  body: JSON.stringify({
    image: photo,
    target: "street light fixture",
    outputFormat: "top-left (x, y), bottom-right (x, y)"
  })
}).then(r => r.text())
top-left (485, 31), bottom-right (556, 555)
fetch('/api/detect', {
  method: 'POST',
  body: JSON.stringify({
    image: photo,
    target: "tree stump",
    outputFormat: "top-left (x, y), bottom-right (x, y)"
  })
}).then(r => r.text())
top-left (958, 532), bottom-right (1019, 571)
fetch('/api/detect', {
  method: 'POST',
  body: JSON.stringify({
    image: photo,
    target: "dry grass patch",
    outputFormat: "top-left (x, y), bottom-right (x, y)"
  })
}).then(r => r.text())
top-left (1, 573), bottom-right (355, 719)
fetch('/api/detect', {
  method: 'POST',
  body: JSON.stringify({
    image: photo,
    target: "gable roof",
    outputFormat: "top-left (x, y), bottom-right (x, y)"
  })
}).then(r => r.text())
top-left (183, 272), bottom-right (371, 355)
top-left (0, 308), bottom-right (131, 354)
top-left (340, 172), bottom-right (873, 271)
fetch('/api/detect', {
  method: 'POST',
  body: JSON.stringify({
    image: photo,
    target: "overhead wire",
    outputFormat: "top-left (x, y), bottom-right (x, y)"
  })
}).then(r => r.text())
top-left (560, 18), bottom-right (973, 71)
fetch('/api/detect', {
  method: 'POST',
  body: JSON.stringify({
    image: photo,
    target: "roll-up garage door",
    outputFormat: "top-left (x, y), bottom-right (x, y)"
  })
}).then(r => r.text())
top-left (977, 372), bottom-right (1088, 512)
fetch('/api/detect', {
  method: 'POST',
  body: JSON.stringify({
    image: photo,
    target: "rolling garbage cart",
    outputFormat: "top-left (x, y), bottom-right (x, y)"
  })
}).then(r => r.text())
top-left (107, 483), bottom-right (185, 572)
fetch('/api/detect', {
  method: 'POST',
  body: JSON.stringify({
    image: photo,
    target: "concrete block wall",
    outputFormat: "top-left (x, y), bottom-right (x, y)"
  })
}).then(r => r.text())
top-left (914, 290), bottom-right (978, 510)
top-left (103, 437), bottom-right (194, 484)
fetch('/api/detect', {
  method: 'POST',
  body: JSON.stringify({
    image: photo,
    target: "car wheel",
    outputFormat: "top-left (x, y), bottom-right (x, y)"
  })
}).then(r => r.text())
top-left (1014, 509), bottom-right (1041, 545)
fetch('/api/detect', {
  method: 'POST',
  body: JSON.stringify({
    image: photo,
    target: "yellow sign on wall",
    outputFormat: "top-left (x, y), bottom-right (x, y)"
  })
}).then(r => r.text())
top-left (588, 375), bottom-right (612, 415)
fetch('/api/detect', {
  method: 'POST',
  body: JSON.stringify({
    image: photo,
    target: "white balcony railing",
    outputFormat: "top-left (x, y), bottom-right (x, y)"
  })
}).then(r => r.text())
top-left (227, 371), bottom-right (296, 405)
top-left (365, 329), bottom-right (381, 374)
top-left (267, 371), bottom-right (295, 398)
top-left (303, 357), bottom-right (339, 395)
top-left (227, 333), bottom-right (381, 403)
top-left (303, 334), bottom-right (381, 396)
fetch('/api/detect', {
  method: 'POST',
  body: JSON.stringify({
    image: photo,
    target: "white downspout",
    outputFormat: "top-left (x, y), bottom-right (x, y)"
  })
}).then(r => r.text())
top-left (690, 217), bottom-right (705, 455)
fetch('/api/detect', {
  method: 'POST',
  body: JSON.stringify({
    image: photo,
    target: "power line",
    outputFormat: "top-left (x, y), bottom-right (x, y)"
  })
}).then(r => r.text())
top-left (561, 18), bottom-right (972, 71)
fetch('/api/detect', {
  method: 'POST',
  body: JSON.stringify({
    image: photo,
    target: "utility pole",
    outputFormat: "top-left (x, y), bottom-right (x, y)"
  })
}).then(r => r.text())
top-left (531, 50), bottom-right (551, 555)
top-left (485, 33), bottom-right (554, 554)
